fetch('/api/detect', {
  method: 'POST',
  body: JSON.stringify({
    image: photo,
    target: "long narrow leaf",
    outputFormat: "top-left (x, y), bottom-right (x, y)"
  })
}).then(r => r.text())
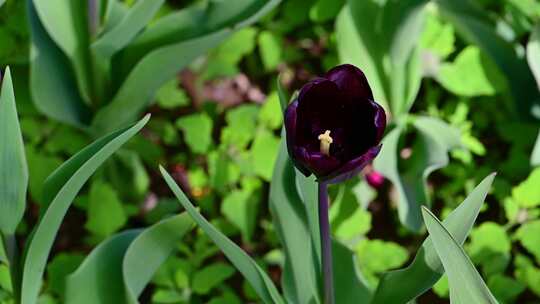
top-left (21, 115), bottom-right (150, 304)
top-left (0, 67), bottom-right (27, 235)
top-left (527, 24), bottom-right (540, 92)
top-left (27, 0), bottom-right (91, 128)
top-left (421, 207), bottom-right (499, 304)
top-left (269, 139), bottom-right (320, 304)
top-left (161, 167), bottom-right (284, 304)
top-left (91, 31), bottom-right (229, 135)
top-left (371, 173), bottom-right (496, 304)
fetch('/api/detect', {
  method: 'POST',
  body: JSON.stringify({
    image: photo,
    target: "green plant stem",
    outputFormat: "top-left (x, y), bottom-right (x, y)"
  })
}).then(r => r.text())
top-left (318, 182), bottom-right (334, 304)
top-left (1, 233), bottom-right (21, 304)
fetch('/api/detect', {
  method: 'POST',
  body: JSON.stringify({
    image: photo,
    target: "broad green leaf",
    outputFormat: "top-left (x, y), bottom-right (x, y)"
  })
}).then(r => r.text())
top-left (514, 255), bottom-right (540, 297)
top-left (160, 167), bottom-right (285, 304)
top-left (221, 105), bottom-right (259, 148)
top-left (309, 0), bottom-right (345, 23)
top-left (21, 115), bottom-right (149, 304)
top-left (258, 91), bottom-right (283, 130)
top-left (92, 0), bottom-right (164, 64)
top-left (511, 167), bottom-right (540, 207)
top-left (420, 11), bottom-right (455, 59)
top-left (356, 240), bottom-right (408, 285)
top-left (515, 220), bottom-right (540, 264)
top-left (91, 31), bottom-right (228, 135)
top-left (466, 222), bottom-right (510, 274)
top-left (28, 0), bottom-right (91, 128)
top-left (527, 24), bottom-right (540, 91)
top-left (192, 263), bottom-right (235, 295)
top-left (251, 130), bottom-right (280, 181)
top-left (258, 31), bottom-right (282, 71)
top-left (65, 231), bottom-right (140, 304)
top-left (85, 181), bottom-right (127, 238)
top-left (156, 79), bottom-right (189, 109)
top-left (437, 46), bottom-right (506, 96)
top-left (374, 116), bottom-right (460, 231)
top-left (0, 0), bottom-right (4, 7)
top-left (221, 189), bottom-right (258, 242)
top-left (25, 147), bottom-right (62, 205)
top-left (176, 113), bottom-right (213, 154)
top-left (0, 67), bottom-right (27, 235)
top-left (436, 0), bottom-right (540, 120)
top-left (372, 173), bottom-right (495, 304)
top-left (67, 213), bottom-right (193, 304)
top-left (421, 207), bottom-right (498, 304)
top-left (122, 213), bottom-right (194, 304)
top-left (333, 240), bottom-right (372, 304)
top-left (31, 0), bottom-right (92, 104)
top-left (269, 140), bottom-right (320, 304)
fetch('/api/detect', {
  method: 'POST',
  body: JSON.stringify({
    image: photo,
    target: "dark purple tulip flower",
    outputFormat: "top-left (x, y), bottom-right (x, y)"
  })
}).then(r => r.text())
top-left (284, 64), bottom-right (386, 184)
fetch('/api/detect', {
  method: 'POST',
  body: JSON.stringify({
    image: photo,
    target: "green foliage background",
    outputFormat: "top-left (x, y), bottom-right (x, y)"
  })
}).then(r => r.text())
top-left (1, 0), bottom-right (540, 303)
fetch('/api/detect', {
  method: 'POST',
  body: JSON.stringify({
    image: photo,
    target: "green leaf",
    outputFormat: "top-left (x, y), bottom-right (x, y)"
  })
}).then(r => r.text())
top-left (374, 116), bottom-right (460, 231)
top-left (46, 254), bottom-right (84, 298)
top-left (466, 222), bottom-right (510, 274)
top-left (532, 130), bottom-right (540, 166)
top-left (221, 189), bottom-right (258, 242)
top-left (437, 46), bottom-right (506, 96)
top-left (421, 207), bottom-right (498, 304)
top-left (92, 0), bottom-right (164, 64)
top-left (122, 213), bottom-right (194, 303)
top-left (161, 167), bottom-right (284, 304)
top-left (27, 0), bottom-right (91, 127)
top-left (91, 30), bottom-right (228, 135)
top-left (258, 91), bottom-right (283, 130)
top-left (67, 213), bottom-right (193, 304)
top-left (25, 147), bottom-right (62, 205)
top-left (0, 67), bottom-right (27, 235)
top-left (221, 104), bottom-right (259, 148)
top-left (31, 0), bottom-right (92, 104)
top-left (511, 167), bottom-right (540, 207)
top-left (269, 139), bottom-right (320, 304)
top-left (309, 0), bottom-right (345, 23)
top-left (251, 130), bottom-right (280, 181)
top-left (487, 275), bottom-right (526, 303)
top-left (333, 240), bottom-right (372, 304)
top-left (527, 24), bottom-right (540, 92)
top-left (371, 173), bottom-right (496, 304)
top-left (356, 240), bottom-right (409, 284)
top-left (156, 79), bottom-right (189, 109)
top-left (420, 11), bottom-right (455, 59)
top-left (192, 263), bottom-right (235, 295)
top-left (436, 0), bottom-right (540, 120)
top-left (176, 113), bottom-right (213, 154)
top-left (258, 31), bottom-right (282, 71)
top-left (21, 115), bottom-right (149, 304)
top-left (515, 220), bottom-right (540, 264)
top-left (85, 181), bottom-right (127, 238)
top-left (65, 230), bottom-right (140, 304)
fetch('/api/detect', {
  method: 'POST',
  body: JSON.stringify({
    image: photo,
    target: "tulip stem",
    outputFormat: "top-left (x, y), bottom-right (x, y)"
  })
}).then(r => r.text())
top-left (318, 182), bottom-right (334, 304)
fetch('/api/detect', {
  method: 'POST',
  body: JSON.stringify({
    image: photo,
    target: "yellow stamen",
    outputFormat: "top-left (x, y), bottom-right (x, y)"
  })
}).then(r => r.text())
top-left (318, 130), bottom-right (333, 156)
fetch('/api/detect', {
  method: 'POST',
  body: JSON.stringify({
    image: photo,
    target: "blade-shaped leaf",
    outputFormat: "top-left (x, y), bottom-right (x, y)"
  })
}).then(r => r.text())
top-left (91, 30), bottom-right (229, 135)
top-left (269, 139), bottom-right (320, 304)
top-left (66, 213), bottom-right (193, 304)
top-left (31, 0), bottom-right (92, 104)
top-left (527, 24), bottom-right (540, 92)
top-left (421, 207), bottom-right (499, 304)
top-left (371, 173), bottom-right (496, 304)
top-left (21, 115), bottom-right (149, 304)
top-left (333, 240), bottom-right (372, 304)
top-left (160, 167), bottom-right (284, 304)
top-left (123, 213), bottom-right (193, 304)
top-left (65, 230), bottom-right (140, 304)
top-left (27, 0), bottom-right (91, 128)
top-left (92, 0), bottom-right (164, 62)
top-left (0, 67), bottom-right (28, 235)
top-left (121, 0), bottom-right (281, 71)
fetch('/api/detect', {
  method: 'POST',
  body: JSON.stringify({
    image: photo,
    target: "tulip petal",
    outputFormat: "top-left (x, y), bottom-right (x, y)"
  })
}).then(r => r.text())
top-left (326, 64), bottom-right (373, 100)
top-left (322, 145), bottom-right (382, 184)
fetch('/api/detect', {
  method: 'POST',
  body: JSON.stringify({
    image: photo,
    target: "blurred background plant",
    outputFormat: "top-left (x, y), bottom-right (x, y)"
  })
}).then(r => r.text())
top-left (0, 0), bottom-right (540, 303)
